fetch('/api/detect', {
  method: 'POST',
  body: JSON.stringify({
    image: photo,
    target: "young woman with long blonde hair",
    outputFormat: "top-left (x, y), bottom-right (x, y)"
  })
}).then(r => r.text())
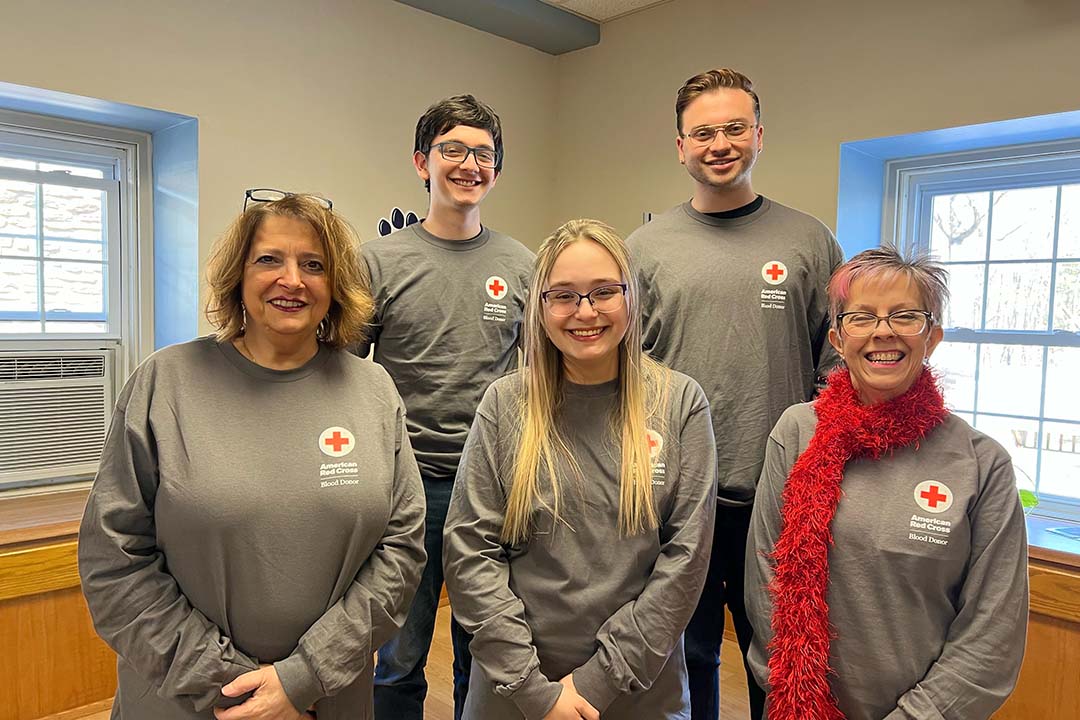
top-left (444, 219), bottom-right (717, 720)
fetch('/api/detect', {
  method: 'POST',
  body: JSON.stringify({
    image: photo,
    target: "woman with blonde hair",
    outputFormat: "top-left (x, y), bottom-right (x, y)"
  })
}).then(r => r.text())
top-left (444, 219), bottom-right (717, 720)
top-left (79, 190), bottom-right (426, 720)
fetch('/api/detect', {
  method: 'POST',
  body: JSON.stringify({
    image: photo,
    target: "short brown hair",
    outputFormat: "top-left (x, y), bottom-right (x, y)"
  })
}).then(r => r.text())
top-left (675, 68), bottom-right (760, 132)
top-left (205, 194), bottom-right (374, 349)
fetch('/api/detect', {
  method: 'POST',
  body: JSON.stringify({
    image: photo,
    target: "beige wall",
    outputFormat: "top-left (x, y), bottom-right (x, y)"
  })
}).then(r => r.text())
top-left (552, 0), bottom-right (1080, 238)
top-left (4, 0), bottom-right (1080, 307)
top-left (0, 0), bottom-right (558, 332)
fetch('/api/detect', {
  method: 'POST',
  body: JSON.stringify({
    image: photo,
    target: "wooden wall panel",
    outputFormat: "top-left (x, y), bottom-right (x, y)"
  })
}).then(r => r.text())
top-left (994, 613), bottom-right (1080, 719)
top-left (1, 541), bottom-right (1077, 719)
top-left (0, 588), bottom-right (116, 720)
top-left (0, 541), bottom-right (80, 602)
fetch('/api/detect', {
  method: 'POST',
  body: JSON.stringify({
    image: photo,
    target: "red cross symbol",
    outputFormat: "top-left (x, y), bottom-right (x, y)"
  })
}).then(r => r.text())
top-left (920, 484), bottom-right (948, 508)
top-left (489, 279), bottom-right (505, 296)
top-left (765, 263), bottom-right (785, 281)
top-left (325, 431), bottom-right (350, 453)
top-left (646, 429), bottom-right (663, 459)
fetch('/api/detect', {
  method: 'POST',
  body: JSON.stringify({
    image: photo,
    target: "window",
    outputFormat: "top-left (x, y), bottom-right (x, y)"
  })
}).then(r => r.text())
top-left (889, 140), bottom-right (1080, 521)
top-left (0, 133), bottom-right (121, 338)
top-left (0, 110), bottom-right (151, 492)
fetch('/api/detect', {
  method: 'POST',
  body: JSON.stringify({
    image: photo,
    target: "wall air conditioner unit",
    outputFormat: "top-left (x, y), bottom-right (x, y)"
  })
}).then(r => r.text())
top-left (0, 349), bottom-right (114, 489)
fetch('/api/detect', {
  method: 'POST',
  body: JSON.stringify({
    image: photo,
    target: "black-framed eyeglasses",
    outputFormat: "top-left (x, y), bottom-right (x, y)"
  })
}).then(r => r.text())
top-left (541, 283), bottom-right (628, 317)
top-left (429, 142), bottom-right (500, 169)
top-left (681, 121), bottom-right (757, 146)
top-left (244, 188), bottom-right (333, 212)
top-left (836, 310), bottom-right (933, 337)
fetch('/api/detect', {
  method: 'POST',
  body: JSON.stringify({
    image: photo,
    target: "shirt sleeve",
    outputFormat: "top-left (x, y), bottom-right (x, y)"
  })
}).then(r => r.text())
top-left (743, 427), bottom-right (792, 690)
top-left (77, 371), bottom-right (259, 712)
top-left (443, 392), bottom-right (564, 720)
top-left (273, 399), bottom-right (427, 712)
top-left (571, 389), bottom-right (718, 712)
top-left (882, 450), bottom-right (1029, 720)
top-left (355, 249), bottom-right (382, 358)
top-left (813, 231), bottom-right (845, 385)
top-left (637, 253), bottom-right (663, 357)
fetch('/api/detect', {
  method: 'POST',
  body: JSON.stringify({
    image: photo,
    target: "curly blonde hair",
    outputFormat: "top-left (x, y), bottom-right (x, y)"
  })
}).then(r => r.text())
top-left (205, 194), bottom-right (373, 348)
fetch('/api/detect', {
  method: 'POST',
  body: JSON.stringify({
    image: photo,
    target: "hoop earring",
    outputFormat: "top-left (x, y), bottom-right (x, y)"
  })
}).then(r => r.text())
top-left (317, 317), bottom-right (329, 340)
top-left (240, 302), bottom-right (247, 333)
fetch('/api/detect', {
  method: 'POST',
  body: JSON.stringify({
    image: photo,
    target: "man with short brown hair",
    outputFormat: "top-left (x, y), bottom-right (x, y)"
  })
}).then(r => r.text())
top-left (628, 68), bottom-right (843, 720)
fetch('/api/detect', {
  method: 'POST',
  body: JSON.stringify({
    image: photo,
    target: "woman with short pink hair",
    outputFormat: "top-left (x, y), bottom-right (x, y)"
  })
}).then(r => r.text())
top-left (746, 247), bottom-right (1028, 720)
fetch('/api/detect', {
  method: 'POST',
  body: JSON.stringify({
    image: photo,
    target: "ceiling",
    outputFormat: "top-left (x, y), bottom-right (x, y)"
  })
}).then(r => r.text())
top-left (394, 0), bottom-right (673, 55)
top-left (539, 0), bottom-right (672, 23)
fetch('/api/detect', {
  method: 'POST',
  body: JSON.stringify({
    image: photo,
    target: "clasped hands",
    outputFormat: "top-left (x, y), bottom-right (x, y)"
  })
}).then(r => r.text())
top-left (543, 674), bottom-right (600, 720)
top-left (212, 665), bottom-right (598, 720)
top-left (213, 665), bottom-right (315, 720)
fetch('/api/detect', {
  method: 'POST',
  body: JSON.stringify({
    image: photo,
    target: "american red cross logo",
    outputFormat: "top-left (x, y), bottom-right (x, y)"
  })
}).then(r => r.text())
top-left (761, 260), bottom-right (788, 285)
top-left (485, 275), bottom-right (508, 300)
top-left (920, 485), bottom-right (947, 508)
top-left (319, 426), bottom-right (355, 458)
top-left (913, 480), bottom-right (952, 513)
top-left (646, 429), bottom-right (663, 461)
top-left (325, 431), bottom-right (350, 453)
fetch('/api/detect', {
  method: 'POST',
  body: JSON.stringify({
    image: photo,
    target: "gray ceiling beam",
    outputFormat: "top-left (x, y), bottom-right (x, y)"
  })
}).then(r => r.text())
top-left (394, 0), bottom-right (600, 55)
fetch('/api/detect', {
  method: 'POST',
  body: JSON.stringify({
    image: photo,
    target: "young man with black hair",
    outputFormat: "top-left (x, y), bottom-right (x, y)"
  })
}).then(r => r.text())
top-left (360, 94), bottom-right (534, 720)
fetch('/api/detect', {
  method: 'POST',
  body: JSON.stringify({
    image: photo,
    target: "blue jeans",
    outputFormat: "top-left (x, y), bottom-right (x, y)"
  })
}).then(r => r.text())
top-left (685, 503), bottom-right (765, 720)
top-left (374, 477), bottom-right (472, 719)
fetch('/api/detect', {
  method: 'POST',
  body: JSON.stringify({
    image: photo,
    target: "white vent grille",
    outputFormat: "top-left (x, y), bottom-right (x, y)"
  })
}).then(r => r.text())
top-left (0, 350), bottom-right (113, 487)
top-left (0, 354), bottom-right (106, 381)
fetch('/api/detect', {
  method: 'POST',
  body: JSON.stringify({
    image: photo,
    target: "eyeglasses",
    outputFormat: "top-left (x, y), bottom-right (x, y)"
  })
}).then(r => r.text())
top-left (541, 283), bottom-right (627, 317)
top-left (429, 142), bottom-right (500, 169)
top-left (244, 188), bottom-right (333, 212)
top-left (681, 121), bottom-right (757, 146)
top-left (836, 310), bottom-right (933, 337)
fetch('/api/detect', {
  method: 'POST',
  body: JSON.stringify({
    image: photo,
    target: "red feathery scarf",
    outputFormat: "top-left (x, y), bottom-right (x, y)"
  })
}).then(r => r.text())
top-left (766, 367), bottom-right (947, 720)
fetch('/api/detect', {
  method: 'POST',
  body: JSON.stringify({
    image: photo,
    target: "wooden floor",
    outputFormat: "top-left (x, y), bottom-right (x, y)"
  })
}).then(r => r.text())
top-left (64, 603), bottom-right (750, 720)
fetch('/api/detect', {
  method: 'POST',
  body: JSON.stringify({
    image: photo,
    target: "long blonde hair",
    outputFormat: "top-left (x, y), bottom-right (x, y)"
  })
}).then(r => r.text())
top-left (501, 219), bottom-right (671, 544)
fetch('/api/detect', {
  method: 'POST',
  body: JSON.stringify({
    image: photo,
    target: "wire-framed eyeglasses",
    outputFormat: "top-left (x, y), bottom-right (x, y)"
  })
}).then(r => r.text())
top-left (429, 142), bottom-right (500, 169)
top-left (541, 283), bottom-right (627, 317)
top-left (836, 310), bottom-right (933, 337)
top-left (681, 121), bottom-right (757, 146)
top-left (244, 188), bottom-right (333, 212)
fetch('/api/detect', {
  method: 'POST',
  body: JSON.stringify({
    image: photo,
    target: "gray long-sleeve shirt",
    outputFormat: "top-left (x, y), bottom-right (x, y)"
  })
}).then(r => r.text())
top-left (628, 199), bottom-right (843, 505)
top-left (78, 337), bottom-right (426, 720)
top-left (444, 371), bottom-right (717, 720)
top-left (745, 404), bottom-right (1029, 720)
top-left (358, 223), bottom-right (535, 480)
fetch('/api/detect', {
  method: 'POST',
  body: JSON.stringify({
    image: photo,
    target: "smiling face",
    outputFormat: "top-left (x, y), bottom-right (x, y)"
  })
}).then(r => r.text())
top-left (829, 274), bottom-right (944, 405)
top-left (240, 214), bottom-right (331, 350)
top-left (542, 239), bottom-right (630, 384)
top-left (414, 124), bottom-right (499, 213)
top-left (677, 88), bottom-right (763, 196)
